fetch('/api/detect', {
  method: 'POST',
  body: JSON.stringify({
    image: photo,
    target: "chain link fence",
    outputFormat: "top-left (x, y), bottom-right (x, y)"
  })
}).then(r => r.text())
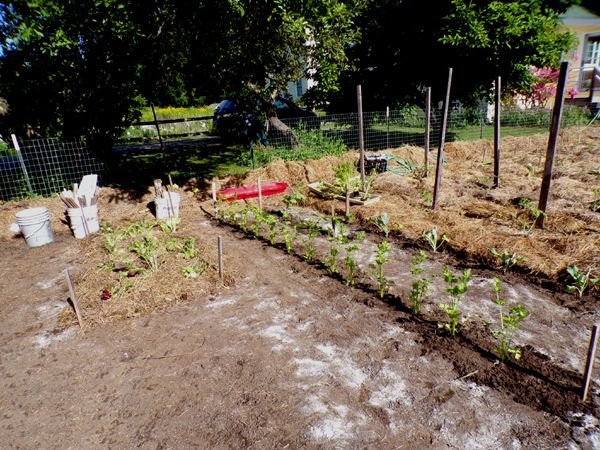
top-left (0, 136), bottom-right (104, 201)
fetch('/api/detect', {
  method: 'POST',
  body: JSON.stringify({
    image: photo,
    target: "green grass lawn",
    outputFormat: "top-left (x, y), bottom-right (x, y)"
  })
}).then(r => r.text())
top-left (138, 105), bottom-right (215, 122)
top-left (372, 124), bottom-right (548, 142)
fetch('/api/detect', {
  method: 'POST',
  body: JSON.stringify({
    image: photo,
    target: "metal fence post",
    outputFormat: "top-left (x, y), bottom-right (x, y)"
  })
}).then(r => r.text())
top-left (10, 134), bottom-right (34, 196)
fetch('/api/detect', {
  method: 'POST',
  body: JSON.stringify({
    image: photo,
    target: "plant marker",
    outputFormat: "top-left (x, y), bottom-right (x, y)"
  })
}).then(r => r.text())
top-left (582, 323), bottom-right (599, 402)
top-left (217, 236), bottom-right (224, 280)
top-left (64, 269), bottom-right (84, 328)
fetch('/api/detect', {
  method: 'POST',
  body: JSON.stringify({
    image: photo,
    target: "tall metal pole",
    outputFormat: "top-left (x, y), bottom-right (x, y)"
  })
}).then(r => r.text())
top-left (432, 68), bottom-right (453, 210)
top-left (424, 87), bottom-right (431, 177)
top-left (357, 85), bottom-right (366, 190)
top-left (536, 61), bottom-right (569, 229)
top-left (493, 76), bottom-right (501, 188)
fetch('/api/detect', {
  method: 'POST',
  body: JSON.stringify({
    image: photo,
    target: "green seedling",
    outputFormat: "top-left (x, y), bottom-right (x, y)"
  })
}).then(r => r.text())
top-left (370, 241), bottom-right (393, 298)
top-left (130, 235), bottom-right (159, 272)
top-left (566, 265), bottom-right (599, 298)
top-left (248, 205), bottom-right (264, 237)
top-left (182, 263), bottom-right (206, 279)
top-left (302, 219), bottom-right (320, 262)
top-left (489, 278), bottom-right (529, 361)
top-left (282, 224), bottom-right (296, 254)
top-left (423, 226), bottom-right (449, 252)
top-left (517, 197), bottom-right (546, 231)
top-left (159, 217), bottom-right (180, 234)
top-left (110, 271), bottom-right (133, 298)
top-left (326, 238), bottom-right (340, 274)
top-left (590, 188), bottom-right (600, 212)
top-left (409, 250), bottom-right (431, 315)
top-left (179, 237), bottom-right (199, 259)
top-left (369, 212), bottom-right (390, 237)
top-left (282, 190), bottom-right (306, 207)
top-left (126, 217), bottom-right (156, 237)
top-left (165, 239), bottom-right (183, 252)
top-left (490, 248), bottom-right (527, 273)
top-left (421, 190), bottom-right (433, 207)
top-left (439, 267), bottom-right (471, 336)
top-left (263, 214), bottom-right (278, 244)
top-left (103, 229), bottom-right (126, 254)
top-left (343, 243), bottom-right (360, 286)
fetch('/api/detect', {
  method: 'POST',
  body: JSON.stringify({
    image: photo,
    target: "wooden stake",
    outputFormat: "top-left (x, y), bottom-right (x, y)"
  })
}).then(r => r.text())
top-left (494, 76), bottom-right (501, 188)
top-left (432, 67), bottom-right (453, 210)
top-left (424, 87), bottom-right (431, 177)
top-left (345, 185), bottom-right (350, 218)
top-left (357, 85), bottom-right (366, 190)
top-left (166, 173), bottom-right (176, 218)
top-left (217, 236), bottom-right (224, 280)
top-left (257, 177), bottom-right (263, 210)
top-left (11, 134), bottom-right (34, 196)
top-left (536, 61), bottom-right (569, 229)
top-left (151, 104), bottom-right (165, 158)
top-left (64, 269), bottom-right (84, 328)
top-left (212, 181), bottom-right (218, 212)
top-left (582, 324), bottom-right (599, 402)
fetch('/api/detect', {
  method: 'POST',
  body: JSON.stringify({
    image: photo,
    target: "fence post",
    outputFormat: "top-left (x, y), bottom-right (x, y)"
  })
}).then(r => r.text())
top-left (386, 106), bottom-right (390, 149)
top-left (424, 87), bottom-right (431, 177)
top-left (357, 85), bottom-right (366, 190)
top-left (536, 61), bottom-right (569, 229)
top-left (10, 134), bottom-right (34, 196)
top-left (151, 104), bottom-right (166, 157)
top-left (494, 76), bottom-right (501, 188)
top-left (432, 68), bottom-right (453, 210)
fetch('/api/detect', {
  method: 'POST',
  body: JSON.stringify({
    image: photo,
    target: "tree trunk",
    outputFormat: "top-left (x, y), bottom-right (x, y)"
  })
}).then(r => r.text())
top-left (268, 115), bottom-right (298, 148)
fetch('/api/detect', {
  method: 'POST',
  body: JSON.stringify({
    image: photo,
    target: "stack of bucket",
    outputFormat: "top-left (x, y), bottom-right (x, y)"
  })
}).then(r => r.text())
top-left (59, 174), bottom-right (100, 239)
top-left (15, 207), bottom-right (54, 247)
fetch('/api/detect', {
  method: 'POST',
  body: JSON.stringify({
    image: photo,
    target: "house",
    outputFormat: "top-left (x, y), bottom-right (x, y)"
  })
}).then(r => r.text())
top-left (560, 5), bottom-right (600, 108)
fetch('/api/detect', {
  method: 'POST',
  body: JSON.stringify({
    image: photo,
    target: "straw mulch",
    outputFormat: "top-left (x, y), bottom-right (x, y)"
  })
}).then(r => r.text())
top-left (240, 126), bottom-right (600, 283)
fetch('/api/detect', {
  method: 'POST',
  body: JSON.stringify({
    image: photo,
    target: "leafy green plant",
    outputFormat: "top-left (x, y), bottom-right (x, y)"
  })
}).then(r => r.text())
top-left (302, 219), bottom-right (320, 262)
top-left (182, 263), bottom-right (205, 279)
top-left (421, 190), bottom-right (433, 207)
top-left (369, 212), bottom-right (390, 237)
top-left (179, 237), bottom-right (199, 259)
top-left (130, 236), bottom-right (159, 272)
top-left (334, 161), bottom-right (360, 195)
top-left (343, 243), bottom-right (360, 286)
top-left (409, 250), bottom-right (431, 315)
top-left (126, 217), bottom-right (156, 237)
top-left (326, 238), bottom-right (340, 274)
top-left (590, 188), bottom-right (600, 212)
top-left (281, 224), bottom-right (296, 254)
top-left (159, 217), bottom-right (180, 234)
top-left (371, 241), bottom-right (393, 298)
top-left (263, 214), bottom-right (278, 244)
top-left (282, 189), bottom-right (306, 207)
top-left (110, 271), bottom-right (133, 298)
top-left (423, 226), bottom-right (449, 252)
top-left (439, 267), bottom-right (471, 336)
top-left (490, 248), bottom-right (527, 273)
top-left (489, 278), bottom-right (529, 361)
top-left (165, 239), bottom-right (183, 252)
top-left (566, 265), bottom-right (599, 298)
top-left (517, 197), bottom-right (546, 231)
top-left (103, 228), bottom-right (126, 254)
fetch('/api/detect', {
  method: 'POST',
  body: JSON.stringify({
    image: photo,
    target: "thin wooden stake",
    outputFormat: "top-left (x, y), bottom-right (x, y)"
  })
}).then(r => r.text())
top-left (424, 87), bottom-right (431, 177)
top-left (11, 134), bottom-right (34, 196)
top-left (166, 173), bottom-right (175, 218)
top-left (536, 61), bottom-right (569, 229)
top-left (64, 269), bottom-right (84, 328)
top-left (432, 67), bottom-right (453, 210)
top-left (582, 324), bottom-right (599, 402)
top-left (151, 104), bottom-right (166, 158)
top-left (493, 76), bottom-right (501, 188)
top-left (217, 236), bottom-right (224, 280)
top-left (212, 181), bottom-right (218, 212)
top-left (257, 177), bottom-right (263, 210)
top-left (357, 85), bottom-right (366, 191)
top-left (345, 185), bottom-right (350, 218)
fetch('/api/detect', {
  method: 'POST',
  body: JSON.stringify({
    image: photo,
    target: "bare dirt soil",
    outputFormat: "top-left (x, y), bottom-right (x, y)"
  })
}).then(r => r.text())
top-left (1, 127), bottom-right (600, 448)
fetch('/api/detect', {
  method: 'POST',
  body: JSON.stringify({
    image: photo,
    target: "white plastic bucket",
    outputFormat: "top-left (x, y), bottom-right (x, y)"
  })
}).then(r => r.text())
top-left (68, 205), bottom-right (100, 239)
top-left (15, 207), bottom-right (54, 247)
top-left (155, 193), bottom-right (180, 220)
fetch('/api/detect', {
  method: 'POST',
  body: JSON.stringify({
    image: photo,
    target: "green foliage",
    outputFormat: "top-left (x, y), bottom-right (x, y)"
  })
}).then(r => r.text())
top-left (517, 197), bottom-right (546, 231)
top-left (439, 267), bottom-right (471, 336)
top-left (370, 241), bottom-right (393, 298)
top-left (409, 250), bottom-right (431, 315)
top-left (301, 219), bottom-right (320, 262)
top-left (490, 248), bottom-right (526, 273)
top-left (489, 277), bottom-right (529, 361)
top-left (159, 217), bottom-right (180, 234)
top-left (369, 212), bottom-right (390, 237)
top-left (282, 189), bottom-right (307, 208)
top-left (566, 265), bottom-right (599, 298)
top-left (179, 237), bottom-right (200, 260)
top-left (130, 236), bottom-right (159, 272)
top-left (282, 224), bottom-right (297, 254)
top-left (423, 226), bottom-right (449, 252)
top-left (590, 188), bottom-right (600, 212)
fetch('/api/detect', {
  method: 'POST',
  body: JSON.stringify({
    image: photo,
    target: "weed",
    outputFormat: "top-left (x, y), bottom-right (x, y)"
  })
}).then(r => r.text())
top-left (490, 248), bottom-right (527, 273)
top-left (566, 265), bottom-right (599, 298)
top-left (409, 250), bottom-right (431, 315)
top-left (423, 226), bottom-right (449, 252)
top-left (371, 241), bottom-right (393, 298)
top-left (489, 278), bottom-right (529, 361)
top-left (517, 198), bottom-right (546, 231)
top-left (439, 267), bottom-right (471, 336)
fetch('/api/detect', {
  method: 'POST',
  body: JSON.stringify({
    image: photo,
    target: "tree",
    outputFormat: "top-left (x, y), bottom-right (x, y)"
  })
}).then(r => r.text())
top-left (328, 0), bottom-right (577, 110)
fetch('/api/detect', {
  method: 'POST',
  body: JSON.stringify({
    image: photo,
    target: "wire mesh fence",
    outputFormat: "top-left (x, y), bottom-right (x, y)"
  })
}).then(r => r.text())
top-left (267, 105), bottom-right (595, 152)
top-left (0, 136), bottom-right (104, 201)
top-left (117, 117), bottom-right (213, 143)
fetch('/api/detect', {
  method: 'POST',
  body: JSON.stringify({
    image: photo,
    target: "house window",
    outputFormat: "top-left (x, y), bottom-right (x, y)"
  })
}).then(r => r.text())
top-left (296, 79), bottom-right (303, 97)
top-left (584, 36), bottom-right (600, 66)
